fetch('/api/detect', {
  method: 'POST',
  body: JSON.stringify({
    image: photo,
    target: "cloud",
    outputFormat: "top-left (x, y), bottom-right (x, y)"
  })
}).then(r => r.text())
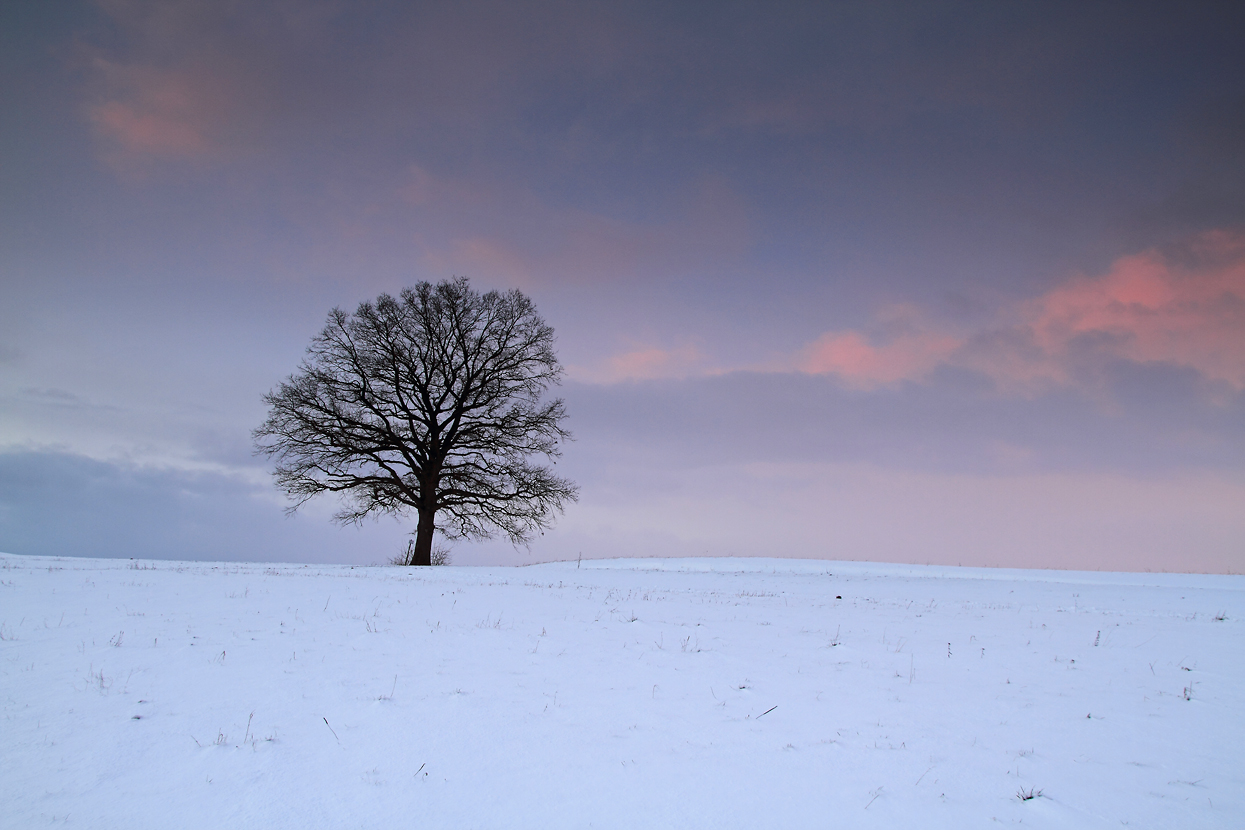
top-left (562, 365), bottom-right (1245, 477)
top-left (86, 63), bottom-right (216, 159)
top-left (404, 169), bottom-right (753, 290)
top-left (798, 327), bottom-right (962, 388)
top-left (0, 449), bottom-right (409, 564)
top-left (71, 1), bottom-right (633, 173)
top-left (568, 344), bottom-right (705, 384)
top-left (794, 229), bottom-right (1245, 391)
top-left (76, 3), bottom-right (247, 166)
top-left (1023, 229), bottom-right (1245, 387)
top-left (75, 0), bottom-right (337, 169)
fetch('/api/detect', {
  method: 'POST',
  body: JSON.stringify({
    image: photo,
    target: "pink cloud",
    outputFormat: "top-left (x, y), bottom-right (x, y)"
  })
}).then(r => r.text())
top-left (87, 68), bottom-right (214, 158)
top-left (792, 304), bottom-right (964, 386)
top-left (75, 2), bottom-right (306, 169)
top-left (796, 229), bottom-right (1245, 391)
top-left (442, 237), bottom-right (538, 287)
top-left (566, 228), bottom-right (1245, 391)
top-left (1024, 229), bottom-right (1245, 386)
top-left (568, 345), bottom-right (704, 384)
top-left (81, 51), bottom-right (243, 169)
top-left (407, 170), bottom-right (752, 291)
top-left (798, 329), bottom-right (962, 386)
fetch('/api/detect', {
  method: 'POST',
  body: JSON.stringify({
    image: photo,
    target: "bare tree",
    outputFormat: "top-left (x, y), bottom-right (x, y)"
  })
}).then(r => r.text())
top-left (254, 277), bottom-right (577, 565)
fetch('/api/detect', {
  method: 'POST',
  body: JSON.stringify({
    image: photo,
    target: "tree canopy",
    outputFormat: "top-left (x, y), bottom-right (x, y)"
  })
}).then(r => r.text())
top-left (254, 277), bottom-right (577, 565)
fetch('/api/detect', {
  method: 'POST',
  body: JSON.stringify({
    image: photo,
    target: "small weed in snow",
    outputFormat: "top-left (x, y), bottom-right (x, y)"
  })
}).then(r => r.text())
top-left (85, 666), bottom-right (111, 693)
top-left (1017, 787), bottom-right (1043, 801)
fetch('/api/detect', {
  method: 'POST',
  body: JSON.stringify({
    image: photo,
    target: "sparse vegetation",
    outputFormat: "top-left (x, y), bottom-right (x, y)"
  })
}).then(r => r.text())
top-left (391, 540), bottom-right (452, 566)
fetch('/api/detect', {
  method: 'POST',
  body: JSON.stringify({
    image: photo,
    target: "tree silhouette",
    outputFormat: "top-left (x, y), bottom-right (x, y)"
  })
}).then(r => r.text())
top-left (254, 277), bottom-right (577, 565)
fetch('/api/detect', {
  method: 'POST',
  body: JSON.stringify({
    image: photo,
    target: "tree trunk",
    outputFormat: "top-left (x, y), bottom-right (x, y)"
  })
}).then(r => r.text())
top-left (411, 507), bottom-right (435, 566)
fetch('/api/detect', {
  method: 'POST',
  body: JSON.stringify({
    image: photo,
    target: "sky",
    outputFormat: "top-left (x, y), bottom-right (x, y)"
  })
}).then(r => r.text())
top-left (2, 0), bottom-right (1244, 571)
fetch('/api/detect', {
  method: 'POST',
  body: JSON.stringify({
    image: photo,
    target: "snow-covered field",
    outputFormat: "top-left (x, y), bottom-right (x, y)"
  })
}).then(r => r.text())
top-left (2, 553), bottom-right (1242, 828)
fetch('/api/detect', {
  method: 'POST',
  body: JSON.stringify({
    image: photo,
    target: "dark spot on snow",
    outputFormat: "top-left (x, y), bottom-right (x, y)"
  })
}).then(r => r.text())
top-left (836, 596), bottom-right (842, 600)
top-left (132, 715), bottom-right (142, 720)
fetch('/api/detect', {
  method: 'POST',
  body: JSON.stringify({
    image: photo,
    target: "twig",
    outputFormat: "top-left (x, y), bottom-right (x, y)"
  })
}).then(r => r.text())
top-left (757, 705), bottom-right (777, 718)
top-left (323, 717), bottom-right (340, 741)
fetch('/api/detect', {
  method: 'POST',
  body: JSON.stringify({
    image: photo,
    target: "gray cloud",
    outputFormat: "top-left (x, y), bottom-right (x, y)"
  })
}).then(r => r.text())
top-left (0, 450), bottom-right (411, 564)
top-left (562, 363), bottom-right (1245, 477)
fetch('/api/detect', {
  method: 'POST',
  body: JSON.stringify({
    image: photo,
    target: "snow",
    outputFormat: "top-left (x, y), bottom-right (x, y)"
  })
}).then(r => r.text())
top-left (2, 553), bottom-right (1242, 828)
